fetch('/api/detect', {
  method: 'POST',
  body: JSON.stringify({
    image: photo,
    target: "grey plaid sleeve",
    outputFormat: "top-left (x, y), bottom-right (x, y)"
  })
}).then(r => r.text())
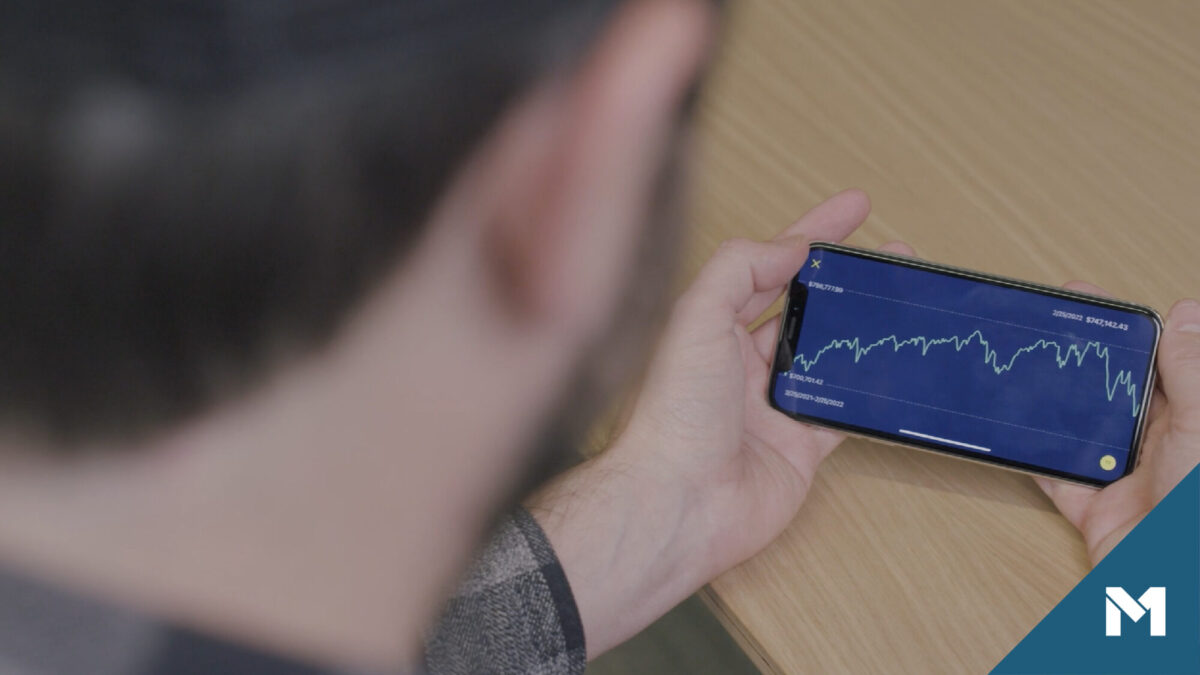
top-left (423, 508), bottom-right (586, 675)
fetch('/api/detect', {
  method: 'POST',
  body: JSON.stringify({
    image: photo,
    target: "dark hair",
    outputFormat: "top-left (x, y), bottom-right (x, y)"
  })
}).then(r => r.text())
top-left (0, 1), bottom-right (619, 440)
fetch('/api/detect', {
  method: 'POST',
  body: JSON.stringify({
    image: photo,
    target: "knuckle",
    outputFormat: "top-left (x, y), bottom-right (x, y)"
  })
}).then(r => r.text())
top-left (693, 238), bottom-right (756, 290)
top-left (672, 286), bottom-right (707, 317)
top-left (1168, 411), bottom-right (1200, 438)
top-left (1162, 352), bottom-right (1200, 423)
top-left (714, 237), bottom-right (754, 259)
top-left (1164, 344), bottom-right (1200, 376)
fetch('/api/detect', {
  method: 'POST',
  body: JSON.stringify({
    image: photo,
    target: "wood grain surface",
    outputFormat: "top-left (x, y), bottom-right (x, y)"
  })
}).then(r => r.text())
top-left (686, 1), bottom-right (1200, 673)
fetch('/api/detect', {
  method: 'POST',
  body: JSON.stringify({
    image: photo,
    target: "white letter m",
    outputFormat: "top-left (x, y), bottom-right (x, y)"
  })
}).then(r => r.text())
top-left (1106, 586), bottom-right (1166, 636)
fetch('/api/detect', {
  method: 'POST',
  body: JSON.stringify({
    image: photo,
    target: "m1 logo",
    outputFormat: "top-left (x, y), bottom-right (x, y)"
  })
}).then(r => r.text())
top-left (1105, 587), bottom-right (1166, 637)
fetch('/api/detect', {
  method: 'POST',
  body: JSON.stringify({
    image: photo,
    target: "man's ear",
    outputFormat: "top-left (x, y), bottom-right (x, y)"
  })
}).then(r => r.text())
top-left (484, 0), bottom-right (715, 336)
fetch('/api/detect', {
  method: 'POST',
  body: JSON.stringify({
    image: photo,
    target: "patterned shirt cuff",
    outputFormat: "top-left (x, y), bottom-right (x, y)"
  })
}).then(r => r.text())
top-left (424, 507), bottom-right (586, 674)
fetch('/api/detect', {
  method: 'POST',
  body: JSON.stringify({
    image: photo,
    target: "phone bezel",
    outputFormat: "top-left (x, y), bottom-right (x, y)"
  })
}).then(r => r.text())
top-left (767, 242), bottom-right (1163, 488)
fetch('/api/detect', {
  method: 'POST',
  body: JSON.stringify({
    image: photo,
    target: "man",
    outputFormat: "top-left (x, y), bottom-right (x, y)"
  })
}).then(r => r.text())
top-left (1, 0), bottom-right (1198, 673)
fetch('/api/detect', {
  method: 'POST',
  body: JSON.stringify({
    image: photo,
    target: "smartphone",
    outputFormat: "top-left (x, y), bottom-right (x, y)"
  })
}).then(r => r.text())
top-left (768, 242), bottom-right (1162, 487)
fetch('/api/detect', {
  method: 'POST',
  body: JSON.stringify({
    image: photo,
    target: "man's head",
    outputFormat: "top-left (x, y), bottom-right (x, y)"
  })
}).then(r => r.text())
top-left (3, 0), bottom-right (697, 435)
top-left (0, 0), bottom-right (715, 665)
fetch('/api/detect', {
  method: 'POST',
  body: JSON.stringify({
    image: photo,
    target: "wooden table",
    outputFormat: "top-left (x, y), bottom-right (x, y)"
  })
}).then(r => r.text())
top-left (686, 2), bottom-right (1200, 672)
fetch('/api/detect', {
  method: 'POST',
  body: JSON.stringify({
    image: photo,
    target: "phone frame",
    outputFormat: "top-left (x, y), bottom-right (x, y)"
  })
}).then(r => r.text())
top-left (768, 242), bottom-right (1163, 488)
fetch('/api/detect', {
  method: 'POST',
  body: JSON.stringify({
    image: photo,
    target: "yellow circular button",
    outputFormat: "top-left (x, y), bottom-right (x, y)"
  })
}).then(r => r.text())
top-left (1100, 455), bottom-right (1117, 471)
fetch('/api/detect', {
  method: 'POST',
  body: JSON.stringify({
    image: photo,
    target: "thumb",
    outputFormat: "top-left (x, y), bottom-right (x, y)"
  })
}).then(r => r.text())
top-left (682, 236), bottom-right (810, 322)
top-left (1033, 475), bottom-right (1094, 532)
top-left (1158, 299), bottom-right (1200, 415)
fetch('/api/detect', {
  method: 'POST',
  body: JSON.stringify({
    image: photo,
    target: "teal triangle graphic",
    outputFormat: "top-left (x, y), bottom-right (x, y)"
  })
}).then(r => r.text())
top-left (993, 465), bottom-right (1200, 674)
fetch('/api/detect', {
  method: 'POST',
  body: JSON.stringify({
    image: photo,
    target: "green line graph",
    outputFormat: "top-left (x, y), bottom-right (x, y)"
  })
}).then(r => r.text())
top-left (793, 329), bottom-right (1141, 416)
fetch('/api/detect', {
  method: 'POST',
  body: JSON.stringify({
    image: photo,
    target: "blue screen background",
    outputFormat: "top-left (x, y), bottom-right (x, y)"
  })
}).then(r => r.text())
top-left (770, 247), bottom-right (1159, 484)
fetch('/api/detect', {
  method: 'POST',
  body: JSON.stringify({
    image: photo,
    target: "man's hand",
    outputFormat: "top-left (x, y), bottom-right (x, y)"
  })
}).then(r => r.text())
top-left (527, 190), bottom-right (907, 657)
top-left (1036, 288), bottom-right (1200, 565)
top-left (615, 191), bottom-right (917, 584)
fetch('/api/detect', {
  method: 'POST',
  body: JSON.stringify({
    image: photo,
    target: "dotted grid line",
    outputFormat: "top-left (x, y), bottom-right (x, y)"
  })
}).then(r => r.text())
top-left (835, 287), bottom-right (1150, 355)
top-left (819, 381), bottom-right (1127, 451)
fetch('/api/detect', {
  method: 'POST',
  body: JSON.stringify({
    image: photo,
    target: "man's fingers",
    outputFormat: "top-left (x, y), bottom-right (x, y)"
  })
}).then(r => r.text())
top-left (1033, 475), bottom-right (1093, 530)
top-left (714, 191), bottom-right (872, 324)
top-left (773, 189), bottom-right (871, 244)
top-left (745, 241), bottom-right (917, 359)
top-left (1146, 387), bottom-right (1169, 428)
top-left (752, 316), bottom-right (781, 361)
top-left (684, 236), bottom-right (809, 320)
top-left (1158, 299), bottom-right (1200, 417)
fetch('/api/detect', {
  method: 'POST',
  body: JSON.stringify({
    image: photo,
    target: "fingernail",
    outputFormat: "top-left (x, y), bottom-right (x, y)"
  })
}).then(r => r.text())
top-left (1169, 299), bottom-right (1200, 333)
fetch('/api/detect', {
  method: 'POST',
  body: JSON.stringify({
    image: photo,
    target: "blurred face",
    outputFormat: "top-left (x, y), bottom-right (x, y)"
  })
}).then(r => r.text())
top-left (0, 3), bottom-right (716, 668)
top-left (380, 0), bottom-right (715, 520)
top-left (510, 120), bottom-right (693, 500)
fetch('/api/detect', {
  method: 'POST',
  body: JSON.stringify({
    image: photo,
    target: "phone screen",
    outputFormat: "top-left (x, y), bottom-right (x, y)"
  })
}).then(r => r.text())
top-left (768, 244), bottom-right (1161, 486)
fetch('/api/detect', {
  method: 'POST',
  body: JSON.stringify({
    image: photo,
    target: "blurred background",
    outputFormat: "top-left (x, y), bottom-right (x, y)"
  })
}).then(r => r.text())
top-left (590, 1), bottom-right (1200, 673)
